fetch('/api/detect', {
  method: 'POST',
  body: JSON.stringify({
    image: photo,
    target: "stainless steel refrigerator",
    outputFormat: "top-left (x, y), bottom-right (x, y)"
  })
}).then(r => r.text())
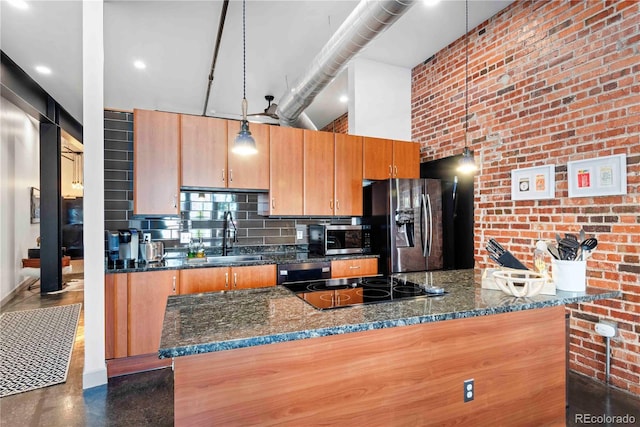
top-left (364, 179), bottom-right (443, 275)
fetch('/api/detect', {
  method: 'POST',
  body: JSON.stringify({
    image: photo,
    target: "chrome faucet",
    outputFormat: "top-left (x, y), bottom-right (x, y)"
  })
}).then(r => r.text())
top-left (222, 211), bottom-right (238, 256)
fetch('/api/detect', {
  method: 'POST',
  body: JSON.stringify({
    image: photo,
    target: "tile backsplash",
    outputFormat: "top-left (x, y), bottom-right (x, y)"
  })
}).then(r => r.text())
top-left (103, 109), bottom-right (351, 254)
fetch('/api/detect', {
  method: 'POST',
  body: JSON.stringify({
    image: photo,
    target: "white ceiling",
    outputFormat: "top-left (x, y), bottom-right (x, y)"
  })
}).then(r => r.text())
top-left (1, 0), bottom-right (512, 130)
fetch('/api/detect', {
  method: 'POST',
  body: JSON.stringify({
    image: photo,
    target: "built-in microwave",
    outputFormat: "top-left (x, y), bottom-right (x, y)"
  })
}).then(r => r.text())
top-left (308, 224), bottom-right (372, 256)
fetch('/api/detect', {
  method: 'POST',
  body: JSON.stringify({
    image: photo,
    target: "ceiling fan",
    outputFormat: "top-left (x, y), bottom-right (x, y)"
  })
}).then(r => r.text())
top-left (248, 95), bottom-right (279, 122)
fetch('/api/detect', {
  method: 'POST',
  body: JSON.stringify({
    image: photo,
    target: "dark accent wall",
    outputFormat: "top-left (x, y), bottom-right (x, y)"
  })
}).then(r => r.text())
top-left (103, 110), bottom-right (348, 252)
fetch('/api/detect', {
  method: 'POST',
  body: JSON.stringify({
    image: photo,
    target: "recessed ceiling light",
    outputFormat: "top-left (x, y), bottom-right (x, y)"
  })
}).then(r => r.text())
top-left (133, 60), bottom-right (146, 70)
top-left (423, 0), bottom-right (440, 6)
top-left (7, 0), bottom-right (29, 10)
top-left (339, 95), bottom-right (348, 103)
top-left (35, 65), bottom-right (52, 75)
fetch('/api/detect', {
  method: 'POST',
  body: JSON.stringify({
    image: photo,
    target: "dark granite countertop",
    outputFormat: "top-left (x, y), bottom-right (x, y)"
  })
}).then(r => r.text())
top-left (159, 269), bottom-right (621, 359)
top-left (105, 253), bottom-right (378, 274)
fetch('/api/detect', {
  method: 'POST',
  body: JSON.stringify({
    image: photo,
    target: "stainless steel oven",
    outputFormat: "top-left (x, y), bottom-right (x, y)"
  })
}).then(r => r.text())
top-left (308, 224), bottom-right (372, 256)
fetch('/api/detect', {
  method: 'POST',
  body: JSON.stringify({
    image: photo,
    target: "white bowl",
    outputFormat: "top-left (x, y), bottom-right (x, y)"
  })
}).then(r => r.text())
top-left (492, 269), bottom-right (546, 298)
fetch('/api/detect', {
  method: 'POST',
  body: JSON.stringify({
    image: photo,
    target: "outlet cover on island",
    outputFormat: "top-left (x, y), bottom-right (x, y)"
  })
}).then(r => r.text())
top-left (180, 232), bottom-right (191, 244)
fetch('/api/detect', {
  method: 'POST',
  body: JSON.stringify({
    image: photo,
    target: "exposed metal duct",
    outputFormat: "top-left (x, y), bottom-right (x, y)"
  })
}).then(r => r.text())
top-left (276, 0), bottom-right (416, 128)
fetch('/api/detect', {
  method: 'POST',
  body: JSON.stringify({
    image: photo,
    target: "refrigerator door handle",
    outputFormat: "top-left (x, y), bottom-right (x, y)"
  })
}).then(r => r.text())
top-left (421, 194), bottom-right (428, 257)
top-left (426, 194), bottom-right (433, 257)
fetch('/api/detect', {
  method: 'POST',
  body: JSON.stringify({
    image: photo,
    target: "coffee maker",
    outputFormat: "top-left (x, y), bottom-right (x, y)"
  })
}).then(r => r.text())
top-left (118, 229), bottom-right (140, 268)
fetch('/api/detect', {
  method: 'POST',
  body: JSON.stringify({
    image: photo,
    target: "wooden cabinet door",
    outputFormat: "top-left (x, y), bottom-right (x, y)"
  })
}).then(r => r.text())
top-left (231, 264), bottom-right (277, 290)
top-left (363, 136), bottom-right (393, 180)
top-left (133, 109), bottom-right (180, 215)
top-left (105, 273), bottom-right (128, 359)
top-left (181, 115), bottom-right (227, 188)
top-left (227, 121), bottom-right (270, 190)
top-left (179, 267), bottom-right (230, 294)
top-left (334, 134), bottom-right (363, 216)
top-left (304, 130), bottom-right (334, 216)
top-left (269, 126), bottom-right (303, 215)
top-left (393, 140), bottom-right (420, 179)
top-left (331, 258), bottom-right (378, 278)
top-left (128, 270), bottom-right (178, 356)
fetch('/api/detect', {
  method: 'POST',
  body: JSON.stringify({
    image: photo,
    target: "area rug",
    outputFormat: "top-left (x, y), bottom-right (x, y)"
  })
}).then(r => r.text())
top-left (0, 303), bottom-right (82, 397)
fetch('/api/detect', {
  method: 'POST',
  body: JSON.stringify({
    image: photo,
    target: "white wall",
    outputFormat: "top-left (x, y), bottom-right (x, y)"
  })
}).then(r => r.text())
top-left (0, 97), bottom-right (40, 303)
top-left (82, 0), bottom-right (108, 389)
top-left (348, 58), bottom-right (411, 140)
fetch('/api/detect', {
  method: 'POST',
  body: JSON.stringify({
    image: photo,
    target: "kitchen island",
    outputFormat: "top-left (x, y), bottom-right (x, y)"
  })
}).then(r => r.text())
top-left (160, 269), bottom-right (620, 426)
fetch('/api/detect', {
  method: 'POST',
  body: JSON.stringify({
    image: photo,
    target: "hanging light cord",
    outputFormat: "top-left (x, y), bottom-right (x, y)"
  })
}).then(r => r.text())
top-left (464, 0), bottom-right (469, 146)
top-left (242, 0), bottom-right (247, 103)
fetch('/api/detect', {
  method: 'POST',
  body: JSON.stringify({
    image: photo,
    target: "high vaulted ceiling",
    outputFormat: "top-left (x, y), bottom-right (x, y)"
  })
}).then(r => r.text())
top-left (1, 0), bottom-right (512, 130)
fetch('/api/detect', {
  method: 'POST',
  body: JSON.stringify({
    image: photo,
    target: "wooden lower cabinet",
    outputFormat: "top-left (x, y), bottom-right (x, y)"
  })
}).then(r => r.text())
top-left (180, 267), bottom-right (229, 294)
top-left (128, 270), bottom-right (178, 357)
top-left (180, 265), bottom-right (277, 294)
top-left (331, 258), bottom-right (378, 278)
top-left (231, 264), bottom-right (277, 290)
top-left (105, 264), bottom-right (276, 377)
top-left (105, 273), bottom-right (128, 360)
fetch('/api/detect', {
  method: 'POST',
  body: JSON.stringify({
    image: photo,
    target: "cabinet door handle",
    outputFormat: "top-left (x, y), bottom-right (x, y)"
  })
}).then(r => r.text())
top-left (271, 198), bottom-right (276, 209)
top-left (173, 194), bottom-right (177, 209)
top-left (349, 265), bottom-right (360, 269)
top-left (222, 169), bottom-right (226, 182)
top-left (330, 199), bottom-right (334, 209)
top-left (234, 272), bottom-right (238, 288)
top-left (389, 164), bottom-right (393, 176)
top-left (336, 200), bottom-right (340, 211)
top-left (229, 169), bottom-right (233, 182)
top-left (225, 272), bottom-right (229, 289)
top-left (394, 165), bottom-right (398, 176)
top-left (336, 294), bottom-right (340, 306)
top-left (172, 276), bottom-right (176, 293)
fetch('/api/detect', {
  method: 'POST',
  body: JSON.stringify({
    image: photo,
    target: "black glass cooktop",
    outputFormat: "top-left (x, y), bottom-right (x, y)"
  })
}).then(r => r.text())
top-left (281, 276), bottom-right (446, 310)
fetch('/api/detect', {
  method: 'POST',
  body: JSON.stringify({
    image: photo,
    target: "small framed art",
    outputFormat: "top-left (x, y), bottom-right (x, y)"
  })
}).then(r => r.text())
top-left (567, 154), bottom-right (627, 198)
top-left (511, 165), bottom-right (555, 201)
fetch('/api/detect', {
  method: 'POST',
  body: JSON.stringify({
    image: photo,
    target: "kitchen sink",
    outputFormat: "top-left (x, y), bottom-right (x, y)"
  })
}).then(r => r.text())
top-left (204, 255), bottom-right (265, 264)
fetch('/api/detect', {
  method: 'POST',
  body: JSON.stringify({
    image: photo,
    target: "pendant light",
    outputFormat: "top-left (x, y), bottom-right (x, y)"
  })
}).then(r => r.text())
top-left (232, 0), bottom-right (257, 155)
top-left (457, 0), bottom-right (477, 174)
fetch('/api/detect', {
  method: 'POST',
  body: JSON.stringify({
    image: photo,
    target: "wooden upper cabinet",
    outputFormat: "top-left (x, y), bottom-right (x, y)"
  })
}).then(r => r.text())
top-left (334, 134), bottom-right (363, 216)
top-left (227, 121), bottom-right (270, 190)
top-left (268, 126), bottom-right (303, 216)
top-left (392, 140), bottom-right (420, 179)
top-left (304, 130), bottom-right (335, 216)
top-left (363, 136), bottom-right (393, 180)
top-left (128, 270), bottom-right (178, 357)
top-left (362, 136), bottom-right (420, 180)
top-left (133, 109), bottom-right (180, 216)
top-left (181, 115), bottom-right (227, 188)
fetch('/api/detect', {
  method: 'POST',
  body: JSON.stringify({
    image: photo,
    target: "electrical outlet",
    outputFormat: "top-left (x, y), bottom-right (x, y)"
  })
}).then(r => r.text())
top-left (296, 230), bottom-right (304, 240)
top-left (180, 232), bottom-right (191, 244)
top-left (143, 233), bottom-right (151, 243)
top-left (463, 379), bottom-right (474, 402)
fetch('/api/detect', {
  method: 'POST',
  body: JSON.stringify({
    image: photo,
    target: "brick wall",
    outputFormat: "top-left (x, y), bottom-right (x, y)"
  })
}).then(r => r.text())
top-left (412, 0), bottom-right (639, 395)
top-left (320, 112), bottom-right (349, 134)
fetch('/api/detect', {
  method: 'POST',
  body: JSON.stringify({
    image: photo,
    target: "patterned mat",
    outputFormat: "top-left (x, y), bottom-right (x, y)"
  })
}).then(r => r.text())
top-left (0, 303), bottom-right (81, 397)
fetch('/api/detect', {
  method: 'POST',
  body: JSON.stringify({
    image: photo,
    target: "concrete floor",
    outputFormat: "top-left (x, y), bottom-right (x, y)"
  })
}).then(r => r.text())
top-left (1, 275), bottom-right (638, 426)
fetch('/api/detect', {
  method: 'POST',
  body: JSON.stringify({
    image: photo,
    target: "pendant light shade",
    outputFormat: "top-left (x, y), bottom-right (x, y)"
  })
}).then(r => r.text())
top-left (457, 0), bottom-right (477, 174)
top-left (232, 0), bottom-right (257, 155)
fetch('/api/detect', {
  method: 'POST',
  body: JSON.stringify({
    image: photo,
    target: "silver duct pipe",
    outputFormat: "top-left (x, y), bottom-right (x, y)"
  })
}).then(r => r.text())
top-left (276, 0), bottom-right (416, 128)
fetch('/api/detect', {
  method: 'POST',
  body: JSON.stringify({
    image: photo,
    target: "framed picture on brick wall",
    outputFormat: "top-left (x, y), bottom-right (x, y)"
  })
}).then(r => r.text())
top-left (511, 165), bottom-right (555, 201)
top-left (568, 154), bottom-right (627, 198)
